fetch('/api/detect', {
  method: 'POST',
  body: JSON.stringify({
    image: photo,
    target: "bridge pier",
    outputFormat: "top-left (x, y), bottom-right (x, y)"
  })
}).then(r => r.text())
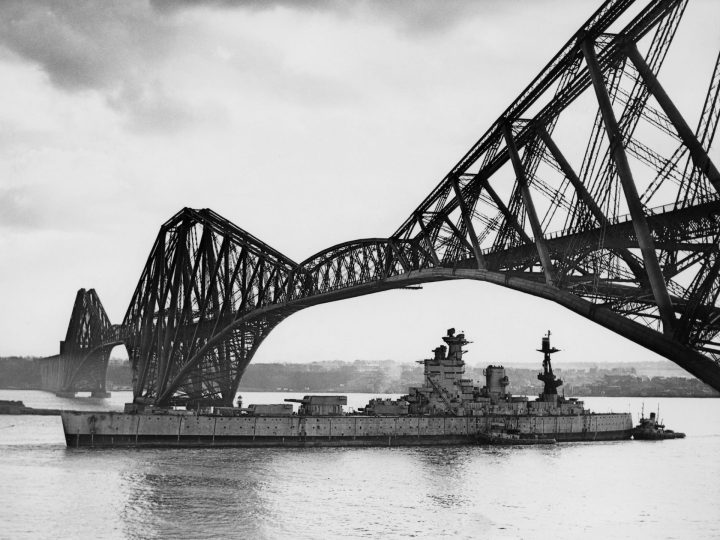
top-left (55, 390), bottom-right (111, 399)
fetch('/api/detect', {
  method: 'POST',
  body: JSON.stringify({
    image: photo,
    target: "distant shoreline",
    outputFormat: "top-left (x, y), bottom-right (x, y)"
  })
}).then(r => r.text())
top-left (3, 358), bottom-right (717, 398)
top-left (1, 388), bottom-right (717, 399)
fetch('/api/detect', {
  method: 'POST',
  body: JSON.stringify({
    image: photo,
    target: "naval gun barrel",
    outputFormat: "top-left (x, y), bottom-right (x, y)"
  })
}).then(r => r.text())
top-left (283, 398), bottom-right (308, 404)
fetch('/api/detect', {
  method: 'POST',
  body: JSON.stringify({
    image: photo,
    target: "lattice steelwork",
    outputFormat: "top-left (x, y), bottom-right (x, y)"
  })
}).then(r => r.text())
top-left (39, 288), bottom-right (119, 394)
top-left (51, 0), bottom-right (720, 405)
top-left (121, 208), bottom-right (300, 406)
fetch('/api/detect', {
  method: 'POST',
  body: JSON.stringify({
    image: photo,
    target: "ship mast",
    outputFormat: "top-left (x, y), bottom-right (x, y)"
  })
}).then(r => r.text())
top-left (537, 331), bottom-right (563, 398)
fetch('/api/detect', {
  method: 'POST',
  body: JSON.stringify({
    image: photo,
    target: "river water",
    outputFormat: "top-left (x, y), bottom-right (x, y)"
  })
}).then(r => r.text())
top-left (1, 390), bottom-right (718, 539)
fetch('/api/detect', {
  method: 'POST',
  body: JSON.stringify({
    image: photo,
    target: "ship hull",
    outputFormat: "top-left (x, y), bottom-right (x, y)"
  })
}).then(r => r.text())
top-left (632, 431), bottom-right (686, 440)
top-left (61, 411), bottom-right (633, 448)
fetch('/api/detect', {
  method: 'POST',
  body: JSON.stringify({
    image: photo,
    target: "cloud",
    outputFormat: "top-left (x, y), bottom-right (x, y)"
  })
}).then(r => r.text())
top-left (0, 0), bottom-right (511, 136)
top-left (0, 0), bottom-right (190, 133)
top-left (358, 0), bottom-right (509, 35)
top-left (151, 0), bottom-right (505, 35)
top-left (0, 0), bottom-right (494, 96)
top-left (0, 186), bottom-right (44, 230)
top-left (105, 80), bottom-right (199, 134)
top-left (0, 1), bottom-right (176, 90)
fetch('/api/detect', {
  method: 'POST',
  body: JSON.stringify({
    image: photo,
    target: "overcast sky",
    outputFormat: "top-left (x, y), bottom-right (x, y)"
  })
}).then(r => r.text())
top-left (1, 0), bottom-right (718, 369)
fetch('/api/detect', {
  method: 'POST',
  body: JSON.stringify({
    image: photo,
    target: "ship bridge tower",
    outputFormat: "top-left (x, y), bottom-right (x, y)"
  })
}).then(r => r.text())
top-left (537, 331), bottom-right (563, 401)
top-left (422, 328), bottom-right (469, 398)
top-left (442, 328), bottom-right (468, 364)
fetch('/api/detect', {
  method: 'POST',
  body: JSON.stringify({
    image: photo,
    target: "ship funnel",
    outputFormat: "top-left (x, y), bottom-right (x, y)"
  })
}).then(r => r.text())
top-left (485, 366), bottom-right (509, 396)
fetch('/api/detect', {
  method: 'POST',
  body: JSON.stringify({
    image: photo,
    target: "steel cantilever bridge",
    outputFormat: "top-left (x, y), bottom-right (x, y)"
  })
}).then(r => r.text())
top-left (40, 0), bottom-right (720, 405)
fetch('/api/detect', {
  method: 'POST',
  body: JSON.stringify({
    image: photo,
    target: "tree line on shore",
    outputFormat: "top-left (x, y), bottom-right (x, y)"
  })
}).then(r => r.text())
top-left (0, 356), bottom-right (717, 397)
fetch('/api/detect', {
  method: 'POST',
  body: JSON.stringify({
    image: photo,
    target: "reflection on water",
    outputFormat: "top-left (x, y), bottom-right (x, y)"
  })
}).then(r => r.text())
top-left (413, 447), bottom-right (473, 514)
top-left (1, 396), bottom-right (719, 539)
top-left (112, 446), bottom-right (507, 539)
top-left (120, 449), bottom-right (282, 539)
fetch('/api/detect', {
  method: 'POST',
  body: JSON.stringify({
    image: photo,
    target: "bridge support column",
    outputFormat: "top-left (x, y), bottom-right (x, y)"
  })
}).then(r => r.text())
top-left (501, 120), bottom-right (556, 286)
top-left (449, 177), bottom-right (486, 269)
top-left (414, 212), bottom-right (441, 266)
top-left (625, 42), bottom-right (720, 193)
top-left (583, 38), bottom-right (677, 335)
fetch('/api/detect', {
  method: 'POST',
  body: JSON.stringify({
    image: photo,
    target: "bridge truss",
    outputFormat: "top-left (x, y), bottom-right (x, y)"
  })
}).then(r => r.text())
top-left (51, 0), bottom-right (720, 405)
top-left (39, 289), bottom-right (121, 396)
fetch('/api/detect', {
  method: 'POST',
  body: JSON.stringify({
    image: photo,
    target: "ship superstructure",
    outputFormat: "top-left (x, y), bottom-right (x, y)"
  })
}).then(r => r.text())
top-left (402, 329), bottom-right (586, 418)
top-left (404, 329), bottom-right (484, 415)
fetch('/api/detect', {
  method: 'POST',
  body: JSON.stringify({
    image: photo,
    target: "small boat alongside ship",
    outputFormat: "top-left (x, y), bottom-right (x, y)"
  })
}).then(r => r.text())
top-left (61, 329), bottom-right (639, 448)
top-left (632, 410), bottom-right (686, 440)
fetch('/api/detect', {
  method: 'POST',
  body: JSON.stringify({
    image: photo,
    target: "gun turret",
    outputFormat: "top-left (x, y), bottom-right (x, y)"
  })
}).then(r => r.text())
top-left (284, 395), bottom-right (347, 415)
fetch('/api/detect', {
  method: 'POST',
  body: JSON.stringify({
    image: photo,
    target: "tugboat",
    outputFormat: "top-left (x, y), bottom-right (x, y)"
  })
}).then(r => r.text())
top-left (632, 409), bottom-right (686, 440)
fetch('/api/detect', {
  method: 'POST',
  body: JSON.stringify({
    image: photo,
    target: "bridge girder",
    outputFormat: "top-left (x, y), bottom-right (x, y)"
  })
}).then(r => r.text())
top-left (55, 0), bottom-right (720, 404)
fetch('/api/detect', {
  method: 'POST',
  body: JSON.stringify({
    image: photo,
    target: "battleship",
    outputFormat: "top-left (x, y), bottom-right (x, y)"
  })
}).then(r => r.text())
top-left (61, 329), bottom-right (633, 447)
